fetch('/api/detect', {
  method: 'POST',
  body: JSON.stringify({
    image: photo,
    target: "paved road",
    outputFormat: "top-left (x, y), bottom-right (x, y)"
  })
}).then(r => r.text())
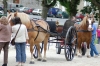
top-left (0, 44), bottom-right (100, 66)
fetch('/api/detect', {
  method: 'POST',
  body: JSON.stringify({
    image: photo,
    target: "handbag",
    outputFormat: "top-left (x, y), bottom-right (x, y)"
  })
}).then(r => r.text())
top-left (11, 24), bottom-right (21, 45)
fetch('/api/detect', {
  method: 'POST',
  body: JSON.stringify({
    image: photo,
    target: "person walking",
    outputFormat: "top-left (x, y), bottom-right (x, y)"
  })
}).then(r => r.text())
top-left (11, 17), bottom-right (29, 66)
top-left (90, 15), bottom-right (99, 57)
top-left (96, 25), bottom-right (100, 44)
top-left (0, 16), bottom-right (12, 66)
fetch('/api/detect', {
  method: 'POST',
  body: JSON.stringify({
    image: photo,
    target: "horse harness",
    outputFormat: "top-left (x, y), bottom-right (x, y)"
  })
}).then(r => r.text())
top-left (76, 26), bottom-right (91, 32)
top-left (74, 23), bottom-right (91, 32)
top-left (27, 19), bottom-right (49, 41)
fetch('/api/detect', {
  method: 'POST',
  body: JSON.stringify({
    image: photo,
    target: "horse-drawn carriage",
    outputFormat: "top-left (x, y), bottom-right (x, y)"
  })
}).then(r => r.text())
top-left (7, 12), bottom-right (93, 63)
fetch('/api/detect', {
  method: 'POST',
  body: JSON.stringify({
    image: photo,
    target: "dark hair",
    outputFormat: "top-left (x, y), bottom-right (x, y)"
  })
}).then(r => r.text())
top-left (14, 17), bottom-right (22, 24)
top-left (11, 18), bottom-right (15, 24)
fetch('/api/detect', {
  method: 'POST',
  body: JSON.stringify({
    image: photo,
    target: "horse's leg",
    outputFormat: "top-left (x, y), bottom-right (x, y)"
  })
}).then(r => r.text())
top-left (29, 39), bottom-right (35, 64)
top-left (42, 35), bottom-right (49, 62)
top-left (85, 41), bottom-right (91, 58)
top-left (77, 41), bottom-right (82, 57)
top-left (36, 44), bottom-right (42, 61)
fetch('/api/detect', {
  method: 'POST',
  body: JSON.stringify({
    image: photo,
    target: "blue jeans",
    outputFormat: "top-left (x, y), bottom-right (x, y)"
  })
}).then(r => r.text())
top-left (90, 34), bottom-right (99, 56)
top-left (15, 42), bottom-right (26, 63)
top-left (98, 37), bottom-right (100, 44)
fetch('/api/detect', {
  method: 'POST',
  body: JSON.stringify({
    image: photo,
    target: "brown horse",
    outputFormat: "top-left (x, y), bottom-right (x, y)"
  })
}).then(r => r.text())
top-left (7, 12), bottom-right (50, 63)
top-left (75, 14), bottom-right (94, 57)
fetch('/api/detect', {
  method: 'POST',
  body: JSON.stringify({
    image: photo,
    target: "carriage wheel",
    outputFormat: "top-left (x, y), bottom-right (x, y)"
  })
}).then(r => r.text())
top-left (33, 43), bottom-right (43, 59)
top-left (64, 26), bottom-right (77, 61)
top-left (56, 43), bottom-right (61, 54)
top-left (33, 45), bottom-right (38, 59)
top-left (41, 42), bottom-right (44, 53)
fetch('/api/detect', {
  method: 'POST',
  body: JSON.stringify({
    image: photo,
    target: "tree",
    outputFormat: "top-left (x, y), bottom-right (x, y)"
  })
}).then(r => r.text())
top-left (81, 0), bottom-right (100, 24)
top-left (3, 0), bottom-right (7, 15)
top-left (41, 0), bottom-right (57, 20)
top-left (58, 0), bottom-right (80, 19)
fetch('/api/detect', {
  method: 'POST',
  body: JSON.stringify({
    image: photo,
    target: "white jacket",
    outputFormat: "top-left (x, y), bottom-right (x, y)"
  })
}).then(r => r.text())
top-left (12, 24), bottom-right (29, 42)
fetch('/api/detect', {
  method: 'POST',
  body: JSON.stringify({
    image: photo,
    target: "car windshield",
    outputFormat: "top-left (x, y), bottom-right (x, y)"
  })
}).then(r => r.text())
top-left (34, 9), bottom-right (38, 11)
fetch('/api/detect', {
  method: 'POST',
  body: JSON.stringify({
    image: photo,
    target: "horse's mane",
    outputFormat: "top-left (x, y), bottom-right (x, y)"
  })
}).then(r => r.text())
top-left (80, 16), bottom-right (88, 27)
top-left (8, 12), bottom-right (30, 23)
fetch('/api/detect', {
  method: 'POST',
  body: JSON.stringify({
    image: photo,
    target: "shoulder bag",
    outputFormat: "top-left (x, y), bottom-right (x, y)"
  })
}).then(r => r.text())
top-left (11, 24), bottom-right (21, 45)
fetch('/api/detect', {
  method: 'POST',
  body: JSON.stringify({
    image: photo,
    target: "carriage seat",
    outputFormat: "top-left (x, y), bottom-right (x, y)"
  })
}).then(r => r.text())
top-left (46, 21), bottom-right (57, 33)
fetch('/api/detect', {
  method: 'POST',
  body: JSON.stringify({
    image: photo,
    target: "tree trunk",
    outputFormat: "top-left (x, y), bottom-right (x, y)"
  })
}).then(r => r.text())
top-left (99, 10), bottom-right (100, 25)
top-left (3, 0), bottom-right (7, 15)
top-left (41, 7), bottom-right (49, 21)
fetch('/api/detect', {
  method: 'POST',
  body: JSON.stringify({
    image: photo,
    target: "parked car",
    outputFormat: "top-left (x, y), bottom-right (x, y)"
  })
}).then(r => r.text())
top-left (76, 13), bottom-right (84, 20)
top-left (24, 8), bottom-right (34, 14)
top-left (17, 7), bottom-right (29, 12)
top-left (0, 7), bottom-right (3, 11)
top-left (32, 9), bottom-right (42, 15)
top-left (0, 11), bottom-right (4, 15)
top-left (62, 11), bottom-right (69, 18)
top-left (56, 10), bottom-right (63, 18)
top-left (47, 7), bottom-right (61, 17)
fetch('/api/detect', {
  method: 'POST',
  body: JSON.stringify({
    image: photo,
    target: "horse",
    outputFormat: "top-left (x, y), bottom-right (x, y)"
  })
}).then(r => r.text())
top-left (74, 14), bottom-right (94, 57)
top-left (7, 12), bottom-right (50, 63)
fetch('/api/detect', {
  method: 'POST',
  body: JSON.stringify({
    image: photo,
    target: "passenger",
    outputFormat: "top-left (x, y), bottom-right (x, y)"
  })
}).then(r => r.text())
top-left (0, 16), bottom-right (12, 66)
top-left (11, 17), bottom-right (29, 66)
top-left (61, 16), bottom-right (76, 38)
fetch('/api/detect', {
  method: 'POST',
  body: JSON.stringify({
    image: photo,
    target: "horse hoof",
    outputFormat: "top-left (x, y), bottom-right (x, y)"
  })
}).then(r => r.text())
top-left (75, 54), bottom-right (77, 56)
top-left (37, 59), bottom-right (41, 61)
top-left (42, 59), bottom-right (47, 62)
top-left (30, 61), bottom-right (35, 64)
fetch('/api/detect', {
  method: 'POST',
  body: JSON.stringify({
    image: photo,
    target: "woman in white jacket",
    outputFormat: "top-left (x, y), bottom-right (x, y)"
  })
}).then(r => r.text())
top-left (11, 17), bottom-right (29, 66)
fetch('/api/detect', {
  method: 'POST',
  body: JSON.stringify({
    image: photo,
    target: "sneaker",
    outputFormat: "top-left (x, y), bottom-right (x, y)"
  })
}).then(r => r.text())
top-left (16, 63), bottom-right (21, 66)
top-left (21, 63), bottom-right (24, 66)
top-left (94, 55), bottom-right (99, 58)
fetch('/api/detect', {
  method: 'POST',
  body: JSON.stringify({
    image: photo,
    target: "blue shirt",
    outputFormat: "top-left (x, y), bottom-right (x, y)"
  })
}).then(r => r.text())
top-left (92, 24), bottom-right (97, 35)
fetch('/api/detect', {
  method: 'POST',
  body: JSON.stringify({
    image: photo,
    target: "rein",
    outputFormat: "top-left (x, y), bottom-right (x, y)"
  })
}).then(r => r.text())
top-left (77, 30), bottom-right (91, 32)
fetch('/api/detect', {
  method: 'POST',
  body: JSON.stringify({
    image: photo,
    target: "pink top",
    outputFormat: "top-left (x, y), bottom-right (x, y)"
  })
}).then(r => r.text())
top-left (97, 29), bottom-right (100, 37)
top-left (0, 23), bottom-right (12, 42)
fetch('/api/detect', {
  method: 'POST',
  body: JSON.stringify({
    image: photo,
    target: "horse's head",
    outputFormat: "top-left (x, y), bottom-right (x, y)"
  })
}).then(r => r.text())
top-left (7, 11), bottom-right (30, 28)
top-left (80, 14), bottom-right (94, 31)
top-left (87, 14), bottom-right (94, 31)
top-left (7, 11), bottom-right (17, 26)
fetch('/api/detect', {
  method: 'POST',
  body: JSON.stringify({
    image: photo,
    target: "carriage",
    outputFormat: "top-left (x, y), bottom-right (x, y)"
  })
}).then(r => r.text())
top-left (32, 19), bottom-right (77, 61)
top-left (7, 12), bottom-right (93, 63)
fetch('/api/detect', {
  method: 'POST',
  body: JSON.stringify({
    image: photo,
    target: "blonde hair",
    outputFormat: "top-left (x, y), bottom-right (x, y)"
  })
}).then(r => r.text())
top-left (0, 16), bottom-right (8, 25)
top-left (97, 25), bottom-right (100, 29)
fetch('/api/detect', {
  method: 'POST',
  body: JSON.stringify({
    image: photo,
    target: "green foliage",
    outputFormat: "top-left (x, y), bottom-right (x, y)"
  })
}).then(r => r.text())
top-left (81, 0), bottom-right (100, 20)
top-left (42, 0), bottom-right (57, 8)
top-left (58, 0), bottom-right (80, 17)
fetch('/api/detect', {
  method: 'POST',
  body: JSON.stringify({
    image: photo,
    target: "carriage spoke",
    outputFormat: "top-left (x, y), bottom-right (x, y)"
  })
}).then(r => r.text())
top-left (64, 26), bottom-right (77, 61)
